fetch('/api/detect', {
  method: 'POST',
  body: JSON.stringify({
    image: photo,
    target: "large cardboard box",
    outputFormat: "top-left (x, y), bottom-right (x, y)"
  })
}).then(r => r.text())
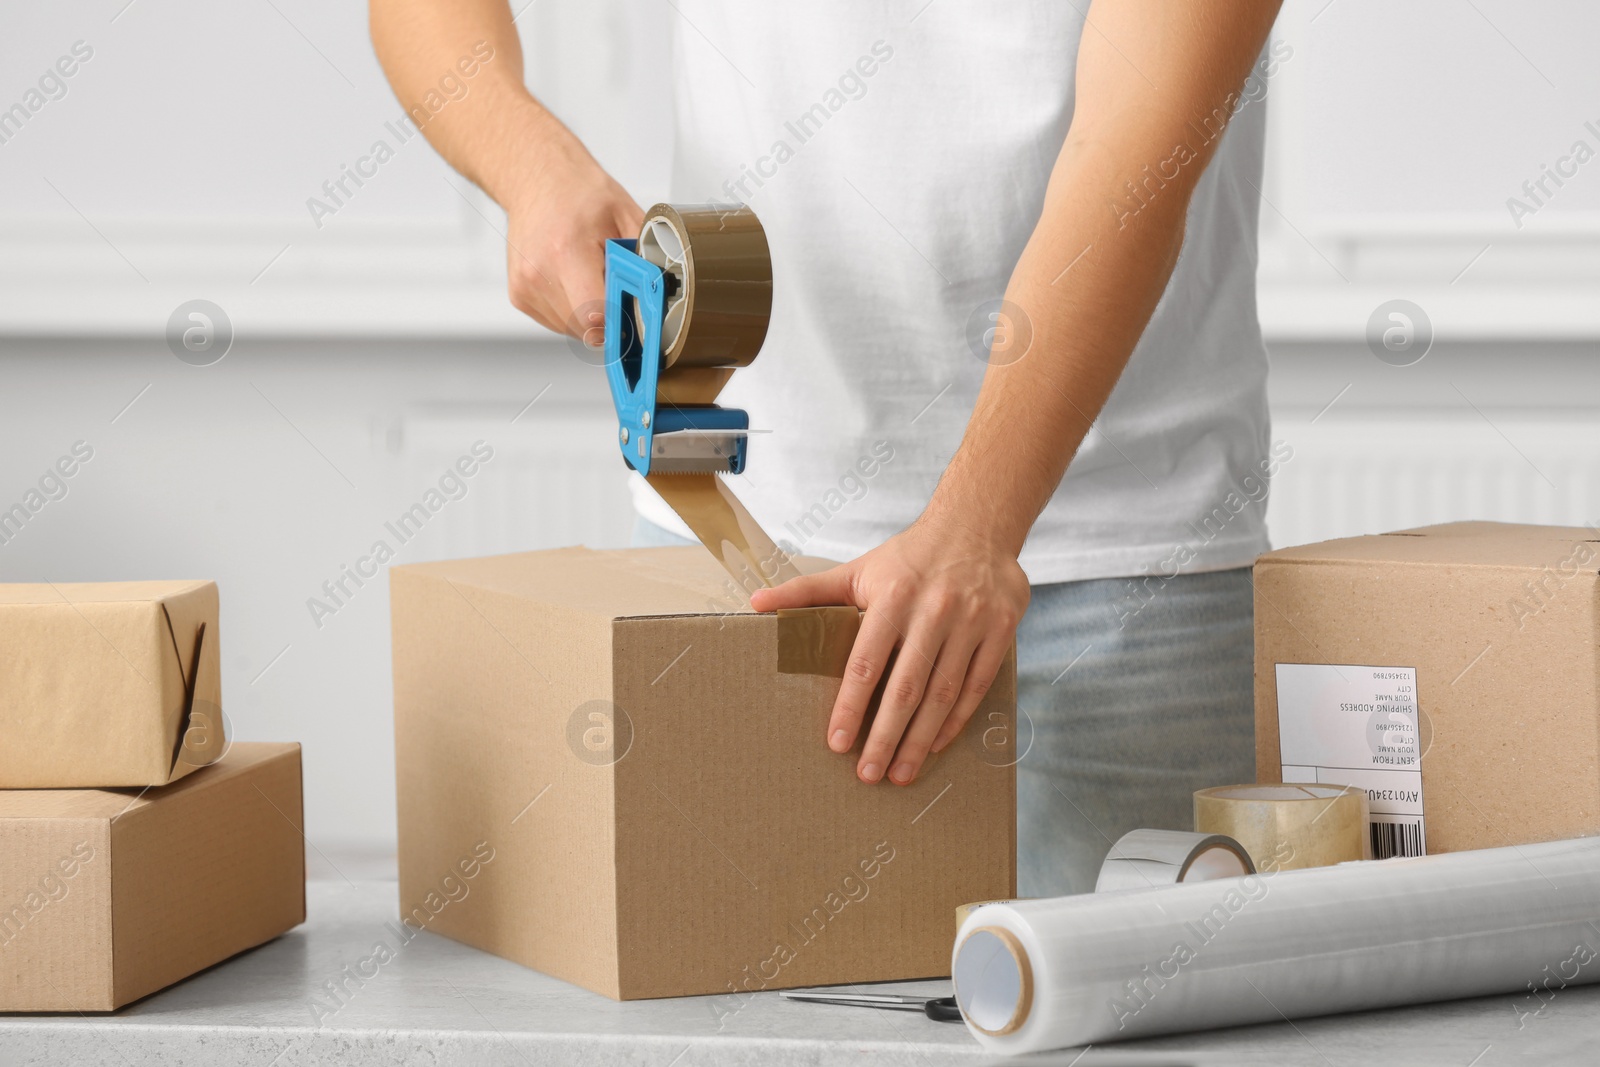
top-left (1254, 521), bottom-right (1600, 859)
top-left (0, 580), bottom-right (226, 787)
top-left (0, 742), bottom-right (305, 1011)
top-left (391, 546), bottom-right (1017, 1001)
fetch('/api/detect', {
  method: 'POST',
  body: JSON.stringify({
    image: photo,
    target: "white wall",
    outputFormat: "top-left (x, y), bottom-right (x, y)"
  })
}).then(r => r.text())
top-left (1259, 0), bottom-right (1600, 335)
top-left (5, 1), bottom-right (1598, 338)
top-left (0, 0), bottom-right (674, 334)
top-left (2, 1), bottom-right (1598, 853)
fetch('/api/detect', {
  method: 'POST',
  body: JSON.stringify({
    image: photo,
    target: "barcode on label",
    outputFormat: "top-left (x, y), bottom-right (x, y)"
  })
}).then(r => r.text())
top-left (1371, 819), bottom-right (1425, 859)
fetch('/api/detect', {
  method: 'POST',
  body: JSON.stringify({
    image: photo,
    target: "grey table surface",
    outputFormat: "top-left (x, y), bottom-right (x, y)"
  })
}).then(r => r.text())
top-left (2, 876), bottom-right (1596, 1067)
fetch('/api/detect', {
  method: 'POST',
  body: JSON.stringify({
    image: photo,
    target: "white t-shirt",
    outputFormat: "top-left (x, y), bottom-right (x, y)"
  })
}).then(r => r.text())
top-left (631, 4), bottom-right (1275, 585)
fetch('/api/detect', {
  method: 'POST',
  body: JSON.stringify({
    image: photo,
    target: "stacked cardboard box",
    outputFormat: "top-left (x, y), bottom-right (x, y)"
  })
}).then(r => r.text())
top-left (0, 581), bottom-right (305, 1011)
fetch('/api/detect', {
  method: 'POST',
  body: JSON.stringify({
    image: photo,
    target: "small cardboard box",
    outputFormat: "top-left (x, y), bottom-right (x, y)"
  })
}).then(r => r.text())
top-left (390, 546), bottom-right (1017, 1001)
top-left (1254, 521), bottom-right (1600, 859)
top-left (0, 580), bottom-right (227, 788)
top-left (0, 742), bottom-right (305, 1012)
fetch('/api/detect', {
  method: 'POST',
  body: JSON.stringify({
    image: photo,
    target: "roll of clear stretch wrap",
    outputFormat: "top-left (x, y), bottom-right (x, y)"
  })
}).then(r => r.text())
top-left (952, 837), bottom-right (1600, 1053)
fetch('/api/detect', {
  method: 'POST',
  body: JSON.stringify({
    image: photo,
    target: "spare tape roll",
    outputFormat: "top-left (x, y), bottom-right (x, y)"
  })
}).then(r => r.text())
top-left (1193, 783), bottom-right (1370, 871)
top-left (951, 836), bottom-right (1600, 1052)
top-left (1094, 828), bottom-right (1254, 892)
top-left (638, 203), bottom-right (773, 371)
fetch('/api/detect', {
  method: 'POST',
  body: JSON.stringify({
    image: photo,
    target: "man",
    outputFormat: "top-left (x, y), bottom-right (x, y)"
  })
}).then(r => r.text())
top-left (371, 0), bottom-right (1285, 895)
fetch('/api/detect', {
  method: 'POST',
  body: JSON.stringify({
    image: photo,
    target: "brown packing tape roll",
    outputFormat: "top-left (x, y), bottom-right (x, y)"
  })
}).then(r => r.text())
top-left (638, 203), bottom-right (773, 370)
top-left (656, 367), bottom-right (735, 406)
top-left (1194, 783), bottom-right (1371, 872)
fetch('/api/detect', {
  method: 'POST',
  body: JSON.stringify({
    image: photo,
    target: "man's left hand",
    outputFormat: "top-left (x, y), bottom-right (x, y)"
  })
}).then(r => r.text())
top-left (749, 519), bottom-right (1029, 785)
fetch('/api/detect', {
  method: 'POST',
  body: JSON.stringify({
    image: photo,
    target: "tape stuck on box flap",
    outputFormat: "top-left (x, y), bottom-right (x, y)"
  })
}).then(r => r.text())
top-left (776, 606), bottom-right (860, 677)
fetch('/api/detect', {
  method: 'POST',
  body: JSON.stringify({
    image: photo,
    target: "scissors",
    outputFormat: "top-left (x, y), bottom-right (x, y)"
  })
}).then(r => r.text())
top-left (780, 989), bottom-right (964, 1022)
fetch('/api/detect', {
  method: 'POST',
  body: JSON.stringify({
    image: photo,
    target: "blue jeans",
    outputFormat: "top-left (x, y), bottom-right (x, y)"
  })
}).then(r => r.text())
top-left (631, 517), bottom-right (1255, 898)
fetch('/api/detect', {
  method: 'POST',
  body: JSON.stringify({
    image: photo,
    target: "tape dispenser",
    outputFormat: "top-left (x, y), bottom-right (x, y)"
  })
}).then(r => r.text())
top-left (600, 203), bottom-right (803, 595)
top-left (603, 203), bottom-right (773, 477)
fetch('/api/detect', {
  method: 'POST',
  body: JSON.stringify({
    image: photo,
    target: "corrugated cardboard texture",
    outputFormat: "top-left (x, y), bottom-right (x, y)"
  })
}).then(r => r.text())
top-left (1255, 521), bottom-right (1600, 854)
top-left (0, 580), bottom-right (224, 788)
top-left (110, 742), bottom-right (306, 1006)
top-left (0, 810), bottom-right (112, 1010)
top-left (392, 547), bottom-right (1017, 1000)
top-left (0, 742), bottom-right (305, 1011)
top-left (391, 558), bottom-right (622, 996)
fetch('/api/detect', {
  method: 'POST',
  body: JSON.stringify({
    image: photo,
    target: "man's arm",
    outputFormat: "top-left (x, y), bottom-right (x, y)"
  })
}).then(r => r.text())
top-left (369, 0), bottom-right (641, 340)
top-left (751, 0), bottom-right (1284, 785)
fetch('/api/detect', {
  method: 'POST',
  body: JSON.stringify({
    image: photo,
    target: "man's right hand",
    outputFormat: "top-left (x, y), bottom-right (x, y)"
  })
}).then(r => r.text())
top-left (369, 0), bottom-right (642, 345)
top-left (502, 114), bottom-right (643, 346)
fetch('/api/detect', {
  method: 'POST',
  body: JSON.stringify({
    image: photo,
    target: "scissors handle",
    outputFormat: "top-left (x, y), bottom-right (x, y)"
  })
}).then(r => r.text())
top-left (923, 996), bottom-right (963, 1022)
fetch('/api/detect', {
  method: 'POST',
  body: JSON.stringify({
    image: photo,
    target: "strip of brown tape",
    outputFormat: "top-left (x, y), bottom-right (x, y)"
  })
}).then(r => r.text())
top-left (775, 606), bottom-right (860, 677)
top-left (646, 473), bottom-right (799, 595)
top-left (639, 204), bottom-right (853, 678)
top-left (649, 474), bottom-right (856, 677)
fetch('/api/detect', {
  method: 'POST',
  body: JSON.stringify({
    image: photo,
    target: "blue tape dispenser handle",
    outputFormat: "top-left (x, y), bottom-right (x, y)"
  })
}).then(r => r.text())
top-left (602, 237), bottom-right (749, 477)
top-left (603, 238), bottom-right (663, 475)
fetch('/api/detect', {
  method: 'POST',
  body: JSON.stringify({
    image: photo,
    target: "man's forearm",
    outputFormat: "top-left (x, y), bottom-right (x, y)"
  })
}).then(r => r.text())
top-left (928, 0), bottom-right (1282, 558)
top-left (369, 0), bottom-right (643, 334)
top-left (927, 143), bottom-right (1188, 557)
top-left (369, 0), bottom-right (561, 210)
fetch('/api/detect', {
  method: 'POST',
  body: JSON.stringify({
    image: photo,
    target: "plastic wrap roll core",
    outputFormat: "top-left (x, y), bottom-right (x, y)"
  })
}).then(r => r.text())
top-left (952, 837), bottom-right (1600, 1052)
top-left (1194, 783), bottom-right (1370, 871)
top-left (1095, 828), bottom-right (1255, 892)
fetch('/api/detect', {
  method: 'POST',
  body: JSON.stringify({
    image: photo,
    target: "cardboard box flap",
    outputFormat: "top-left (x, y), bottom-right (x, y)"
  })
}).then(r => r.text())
top-left (173, 621), bottom-right (226, 770)
top-left (399, 546), bottom-right (811, 620)
top-left (1261, 521), bottom-right (1600, 571)
top-left (155, 582), bottom-right (224, 781)
top-left (163, 613), bottom-right (227, 775)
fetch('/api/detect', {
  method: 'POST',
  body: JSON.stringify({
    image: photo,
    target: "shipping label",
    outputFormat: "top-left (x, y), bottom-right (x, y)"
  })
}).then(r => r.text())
top-left (1276, 663), bottom-right (1426, 858)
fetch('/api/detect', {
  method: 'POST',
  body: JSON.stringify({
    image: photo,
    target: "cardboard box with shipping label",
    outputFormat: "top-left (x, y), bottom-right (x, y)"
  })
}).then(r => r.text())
top-left (0, 580), bottom-right (227, 788)
top-left (390, 546), bottom-right (1017, 1001)
top-left (1254, 521), bottom-right (1600, 859)
top-left (0, 742), bottom-right (306, 1012)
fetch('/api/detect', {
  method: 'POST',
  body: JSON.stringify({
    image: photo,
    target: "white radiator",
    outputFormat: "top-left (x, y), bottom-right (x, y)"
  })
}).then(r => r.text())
top-left (393, 404), bottom-right (1597, 564)
top-left (389, 400), bottom-right (636, 560)
top-left (1267, 415), bottom-right (1598, 550)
